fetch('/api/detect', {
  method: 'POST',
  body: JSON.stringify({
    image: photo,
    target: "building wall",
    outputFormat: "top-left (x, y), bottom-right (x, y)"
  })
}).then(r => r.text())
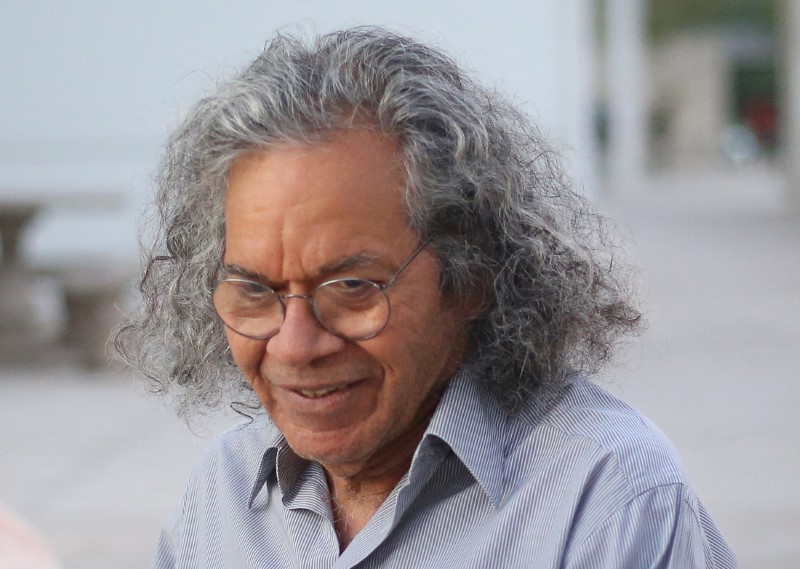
top-left (0, 0), bottom-right (596, 264)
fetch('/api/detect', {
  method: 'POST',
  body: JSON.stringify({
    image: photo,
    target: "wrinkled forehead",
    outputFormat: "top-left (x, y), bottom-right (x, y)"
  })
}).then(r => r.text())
top-left (226, 128), bottom-right (408, 207)
top-left (222, 129), bottom-right (421, 283)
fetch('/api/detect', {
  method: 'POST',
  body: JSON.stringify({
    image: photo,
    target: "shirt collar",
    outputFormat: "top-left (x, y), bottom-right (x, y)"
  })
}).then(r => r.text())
top-left (248, 366), bottom-right (508, 509)
top-left (422, 366), bottom-right (507, 507)
top-left (248, 425), bottom-right (284, 508)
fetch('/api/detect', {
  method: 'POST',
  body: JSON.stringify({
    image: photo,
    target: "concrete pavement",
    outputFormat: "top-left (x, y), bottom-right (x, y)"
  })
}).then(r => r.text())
top-left (1, 164), bottom-right (798, 568)
top-left (603, 164), bottom-right (800, 568)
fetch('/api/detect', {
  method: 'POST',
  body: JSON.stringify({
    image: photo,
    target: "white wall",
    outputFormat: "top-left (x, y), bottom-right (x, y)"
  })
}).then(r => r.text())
top-left (0, 0), bottom-right (596, 263)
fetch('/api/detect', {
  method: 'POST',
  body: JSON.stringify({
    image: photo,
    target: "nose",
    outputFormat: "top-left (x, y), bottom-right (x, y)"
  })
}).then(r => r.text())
top-left (265, 294), bottom-right (345, 366)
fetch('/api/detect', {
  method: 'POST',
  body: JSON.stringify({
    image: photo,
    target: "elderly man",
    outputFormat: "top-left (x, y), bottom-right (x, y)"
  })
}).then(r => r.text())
top-left (116, 27), bottom-right (735, 568)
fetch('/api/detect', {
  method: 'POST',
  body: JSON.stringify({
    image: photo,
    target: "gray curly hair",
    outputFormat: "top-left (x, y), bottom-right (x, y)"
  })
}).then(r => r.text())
top-left (114, 26), bottom-right (642, 416)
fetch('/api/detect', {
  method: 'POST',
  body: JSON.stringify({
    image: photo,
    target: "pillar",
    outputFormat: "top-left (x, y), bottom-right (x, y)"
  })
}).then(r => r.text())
top-left (783, 0), bottom-right (800, 212)
top-left (605, 0), bottom-right (648, 195)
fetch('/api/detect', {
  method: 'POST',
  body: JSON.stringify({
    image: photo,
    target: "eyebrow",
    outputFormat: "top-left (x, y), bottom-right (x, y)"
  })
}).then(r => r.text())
top-left (222, 251), bottom-right (385, 285)
top-left (318, 252), bottom-right (384, 274)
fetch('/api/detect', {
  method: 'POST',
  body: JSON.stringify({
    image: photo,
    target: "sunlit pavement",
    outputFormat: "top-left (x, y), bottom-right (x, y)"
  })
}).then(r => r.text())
top-left (1, 163), bottom-right (798, 568)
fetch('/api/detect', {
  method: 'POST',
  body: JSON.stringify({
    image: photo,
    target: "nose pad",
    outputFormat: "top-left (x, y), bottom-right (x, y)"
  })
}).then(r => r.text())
top-left (280, 293), bottom-right (327, 330)
top-left (266, 294), bottom-right (344, 365)
top-left (279, 294), bottom-right (320, 330)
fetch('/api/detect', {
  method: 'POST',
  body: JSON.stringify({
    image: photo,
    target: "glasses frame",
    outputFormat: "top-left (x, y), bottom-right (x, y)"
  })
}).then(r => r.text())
top-left (213, 239), bottom-right (429, 341)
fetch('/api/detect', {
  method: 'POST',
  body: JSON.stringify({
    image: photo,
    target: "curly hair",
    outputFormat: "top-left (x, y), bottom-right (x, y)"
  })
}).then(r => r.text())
top-left (114, 26), bottom-right (642, 416)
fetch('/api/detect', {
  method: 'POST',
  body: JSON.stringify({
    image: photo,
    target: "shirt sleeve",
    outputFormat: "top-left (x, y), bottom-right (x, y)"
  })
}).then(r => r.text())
top-left (152, 527), bottom-right (177, 569)
top-left (151, 501), bottom-right (180, 569)
top-left (151, 475), bottom-right (195, 569)
top-left (564, 484), bottom-right (737, 569)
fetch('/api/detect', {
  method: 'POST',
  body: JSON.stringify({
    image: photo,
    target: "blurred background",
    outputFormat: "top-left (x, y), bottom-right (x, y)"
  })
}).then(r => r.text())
top-left (0, 1), bottom-right (797, 567)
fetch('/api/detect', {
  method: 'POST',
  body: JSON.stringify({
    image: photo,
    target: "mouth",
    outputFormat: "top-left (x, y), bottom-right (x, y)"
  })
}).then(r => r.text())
top-left (283, 378), bottom-right (365, 400)
top-left (293, 384), bottom-right (352, 399)
top-left (266, 377), bottom-right (375, 426)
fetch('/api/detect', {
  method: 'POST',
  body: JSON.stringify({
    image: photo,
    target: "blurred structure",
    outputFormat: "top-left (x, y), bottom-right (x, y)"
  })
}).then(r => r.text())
top-left (599, 0), bottom-right (800, 212)
top-left (604, 0), bottom-right (648, 194)
top-left (649, 28), bottom-right (775, 168)
top-left (0, 194), bottom-right (130, 369)
top-left (648, 2), bottom-right (778, 168)
top-left (782, 0), bottom-right (800, 210)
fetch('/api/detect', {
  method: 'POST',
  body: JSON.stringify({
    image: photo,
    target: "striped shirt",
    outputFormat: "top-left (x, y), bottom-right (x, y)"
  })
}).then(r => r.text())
top-left (154, 368), bottom-right (736, 568)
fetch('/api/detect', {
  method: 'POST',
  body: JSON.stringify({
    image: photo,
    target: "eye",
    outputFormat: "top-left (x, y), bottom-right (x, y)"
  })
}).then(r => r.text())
top-left (318, 278), bottom-right (381, 304)
top-left (331, 278), bottom-right (373, 293)
top-left (340, 278), bottom-right (374, 290)
top-left (237, 280), bottom-right (267, 294)
top-left (228, 280), bottom-right (275, 304)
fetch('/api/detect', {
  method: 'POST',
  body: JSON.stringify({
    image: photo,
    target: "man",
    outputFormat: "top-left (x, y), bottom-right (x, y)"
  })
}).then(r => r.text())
top-left (116, 27), bottom-right (736, 567)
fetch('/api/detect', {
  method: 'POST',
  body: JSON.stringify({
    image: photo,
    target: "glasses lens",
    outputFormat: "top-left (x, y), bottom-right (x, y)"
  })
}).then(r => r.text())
top-left (213, 280), bottom-right (283, 339)
top-left (314, 279), bottom-right (389, 339)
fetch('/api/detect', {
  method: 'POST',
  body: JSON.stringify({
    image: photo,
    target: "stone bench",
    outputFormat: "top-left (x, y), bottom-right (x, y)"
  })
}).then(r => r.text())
top-left (0, 264), bottom-right (133, 370)
top-left (58, 268), bottom-right (133, 369)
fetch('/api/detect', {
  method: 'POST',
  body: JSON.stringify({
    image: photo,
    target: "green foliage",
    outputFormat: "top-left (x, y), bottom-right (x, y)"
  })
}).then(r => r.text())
top-left (648, 0), bottom-right (777, 39)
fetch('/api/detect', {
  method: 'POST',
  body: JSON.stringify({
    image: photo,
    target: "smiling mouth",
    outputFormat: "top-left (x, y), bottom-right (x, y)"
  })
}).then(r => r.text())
top-left (294, 385), bottom-right (348, 398)
top-left (290, 380), bottom-right (363, 399)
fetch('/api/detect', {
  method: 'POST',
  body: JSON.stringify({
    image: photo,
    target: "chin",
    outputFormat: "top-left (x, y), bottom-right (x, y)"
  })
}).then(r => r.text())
top-left (286, 429), bottom-right (379, 473)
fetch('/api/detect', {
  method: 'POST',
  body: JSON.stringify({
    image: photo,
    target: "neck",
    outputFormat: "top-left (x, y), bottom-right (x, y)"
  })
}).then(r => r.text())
top-left (324, 403), bottom-right (438, 549)
top-left (322, 376), bottom-right (453, 549)
top-left (325, 435), bottom-right (419, 549)
top-left (327, 472), bottom-right (402, 549)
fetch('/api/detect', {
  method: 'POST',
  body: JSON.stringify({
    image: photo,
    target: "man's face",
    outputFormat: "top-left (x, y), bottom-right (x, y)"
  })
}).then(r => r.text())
top-left (223, 129), bottom-right (470, 477)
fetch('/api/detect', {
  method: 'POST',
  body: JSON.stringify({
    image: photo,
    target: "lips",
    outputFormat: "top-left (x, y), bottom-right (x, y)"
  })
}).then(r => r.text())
top-left (258, 370), bottom-right (376, 421)
top-left (294, 384), bottom-right (351, 399)
top-left (271, 378), bottom-right (373, 424)
top-left (274, 377), bottom-right (366, 401)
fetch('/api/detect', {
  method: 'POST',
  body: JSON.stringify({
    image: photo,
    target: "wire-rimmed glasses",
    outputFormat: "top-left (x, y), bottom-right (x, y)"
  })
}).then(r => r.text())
top-left (212, 240), bottom-right (428, 341)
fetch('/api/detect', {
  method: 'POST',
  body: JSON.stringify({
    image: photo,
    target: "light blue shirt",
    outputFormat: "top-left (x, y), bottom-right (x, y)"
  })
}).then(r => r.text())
top-left (154, 368), bottom-right (736, 568)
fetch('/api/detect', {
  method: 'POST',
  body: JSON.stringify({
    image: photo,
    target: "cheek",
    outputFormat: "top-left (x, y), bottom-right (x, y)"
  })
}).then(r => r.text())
top-left (376, 308), bottom-right (466, 386)
top-left (226, 330), bottom-right (266, 381)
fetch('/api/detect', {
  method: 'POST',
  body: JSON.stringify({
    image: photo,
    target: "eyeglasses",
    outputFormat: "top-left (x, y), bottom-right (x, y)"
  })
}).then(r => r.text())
top-left (212, 240), bottom-right (429, 341)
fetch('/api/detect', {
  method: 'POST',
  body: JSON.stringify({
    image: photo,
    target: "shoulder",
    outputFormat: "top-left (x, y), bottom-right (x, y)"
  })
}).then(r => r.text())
top-left (172, 413), bottom-right (280, 515)
top-left (186, 414), bottom-right (279, 484)
top-left (499, 378), bottom-right (690, 539)
top-left (500, 380), bottom-right (735, 566)
top-left (563, 481), bottom-right (737, 568)
top-left (510, 378), bottom-right (687, 495)
top-left (165, 415), bottom-right (279, 532)
top-left (152, 416), bottom-right (282, 566)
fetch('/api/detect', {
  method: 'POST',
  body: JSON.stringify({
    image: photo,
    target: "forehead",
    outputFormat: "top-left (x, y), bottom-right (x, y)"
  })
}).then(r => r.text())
top-left (223, 130), bottom-right (418, 280)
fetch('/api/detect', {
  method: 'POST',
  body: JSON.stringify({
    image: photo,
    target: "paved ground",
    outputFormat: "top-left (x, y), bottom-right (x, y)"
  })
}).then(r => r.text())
top-left (602, 165), bottom-right (800, 568)
top-left (1, 164), bottom-right (798, 568)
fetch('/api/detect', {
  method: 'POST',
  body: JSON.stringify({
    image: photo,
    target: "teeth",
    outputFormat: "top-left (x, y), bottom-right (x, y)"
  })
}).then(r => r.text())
top-left (297, 385), bottom-right (346, 398)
